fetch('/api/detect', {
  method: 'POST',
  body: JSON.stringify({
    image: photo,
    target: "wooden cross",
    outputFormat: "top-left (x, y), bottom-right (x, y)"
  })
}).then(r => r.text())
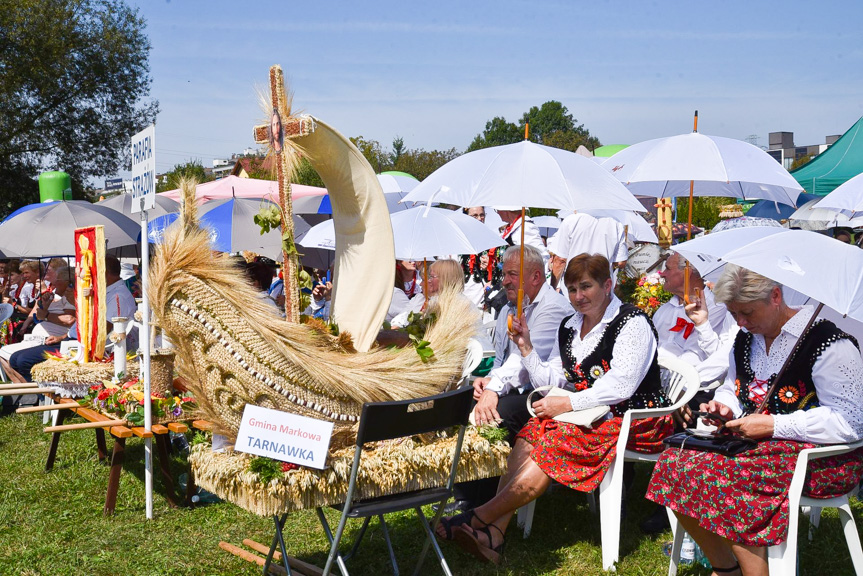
top-left (252, 65), bottom-right (313, 323)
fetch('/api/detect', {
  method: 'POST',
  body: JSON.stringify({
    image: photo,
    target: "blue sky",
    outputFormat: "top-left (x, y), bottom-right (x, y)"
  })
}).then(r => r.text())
top-left (130, 0), bottom-right (863, 175)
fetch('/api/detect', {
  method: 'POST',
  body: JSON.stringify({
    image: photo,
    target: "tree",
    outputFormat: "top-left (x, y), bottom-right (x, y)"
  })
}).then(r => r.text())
top-left (156, 160), bottom-right (212, 193)
top-left (675, 196), bottom-right (735, 231)
top-left (790, 154), bottom-right (812, 170)
top-left (393, 147), bottom-right (460, 181)
top-left (390, 136), bottom-right (405, 166)
top-left (0, 0), bottom-right (158, 215)
top-left (349, 136), bottom-right (390, 173)
top-left (520, 101), bottom-right (601, 151)
top-left (466, 116), bottom-right (522, 152)
top-left (520, 101), bottom-right (574, 143)
top-left (292, 156), bottom-right (325, 188)
top-left (466, 102), bottom-right (601, 154)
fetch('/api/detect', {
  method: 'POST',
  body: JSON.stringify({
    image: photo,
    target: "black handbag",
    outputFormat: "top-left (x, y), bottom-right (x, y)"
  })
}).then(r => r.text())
top-left (663, 429), bottom-right (757, 457)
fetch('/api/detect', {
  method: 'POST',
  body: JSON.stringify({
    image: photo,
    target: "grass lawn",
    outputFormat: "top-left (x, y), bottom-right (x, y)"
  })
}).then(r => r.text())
top-left (0, 411), bottom-right (860, 575)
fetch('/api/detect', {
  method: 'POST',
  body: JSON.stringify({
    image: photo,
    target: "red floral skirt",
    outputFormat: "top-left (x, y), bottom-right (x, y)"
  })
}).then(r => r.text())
top-left (646, 440), bottom-right (863, 546)
top-left (516, 415), bottom-right (673, 493)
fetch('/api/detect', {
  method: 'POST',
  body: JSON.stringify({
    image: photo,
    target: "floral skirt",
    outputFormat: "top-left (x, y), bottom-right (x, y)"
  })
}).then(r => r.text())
top-left (516, 414), bottom-right (673, 493)
top-left (646, 440), bottom-right (863, 546)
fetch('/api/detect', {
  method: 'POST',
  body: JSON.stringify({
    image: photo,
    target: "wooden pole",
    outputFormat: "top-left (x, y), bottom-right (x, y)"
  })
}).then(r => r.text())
top-left (683, 110), bottom-right (698, 303)
top-left (16, 403), bottom-right (82, 414)
top-left (1, 387), bottom-right (55, 395)
top-left (45, 420), bottom-right (127, 433)
top-left (687, 110), bottom-right (698, 241)
top-left (0, 382), bottom-right (41, 390)
top-left (219, 542), bottom-right (291, 576)
top-left (517, 207), bottom-right (526, 319)
top-left (243, 539), bottom-right (324, 576)
top-left (422, 258), bottom-right (428, 311)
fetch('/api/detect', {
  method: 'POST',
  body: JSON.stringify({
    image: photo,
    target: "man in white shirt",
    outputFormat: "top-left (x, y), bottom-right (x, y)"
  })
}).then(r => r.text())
top-left (640, 251), bottom-right (737, 534)
top-left (556, 212), bottom-right (628, 268)
top-left (448, 244), bottom-right (571, 513)
top-left (653, 252), bottom-right (737, 387)
top-left (496, 207), bottom-right (549, 264)
top-left (472, 244), bottom-right (572, 440)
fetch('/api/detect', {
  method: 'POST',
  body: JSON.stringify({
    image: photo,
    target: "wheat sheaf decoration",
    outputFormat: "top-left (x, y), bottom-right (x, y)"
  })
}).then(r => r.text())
top-left (149, 177), bottom-right (479, 446)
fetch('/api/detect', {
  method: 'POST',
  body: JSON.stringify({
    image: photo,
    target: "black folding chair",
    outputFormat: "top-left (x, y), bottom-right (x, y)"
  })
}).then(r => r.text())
top-left (285, 385), bottom-right (473, 576)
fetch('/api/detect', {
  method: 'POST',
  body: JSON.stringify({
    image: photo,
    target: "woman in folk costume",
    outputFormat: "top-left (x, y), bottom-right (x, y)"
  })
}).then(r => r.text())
top-left (386, 259), bottom-right (423, 322)
top-left (437, 253), bottom-right (673, 564)
top-left (647, 264), bottom-right (863, 576)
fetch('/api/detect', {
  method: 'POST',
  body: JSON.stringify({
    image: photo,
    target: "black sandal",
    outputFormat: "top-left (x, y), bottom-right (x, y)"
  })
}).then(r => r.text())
top-left (437, 509), bottom-right (477, 541)
top-left (712, 564), bottom-right (740, 574)
top-left (454, 521), bottom-right (505, 565)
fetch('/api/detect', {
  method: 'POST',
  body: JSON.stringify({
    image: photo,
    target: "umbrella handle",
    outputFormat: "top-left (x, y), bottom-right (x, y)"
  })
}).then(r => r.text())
top-left (683, 261), bottom-right (691, 305)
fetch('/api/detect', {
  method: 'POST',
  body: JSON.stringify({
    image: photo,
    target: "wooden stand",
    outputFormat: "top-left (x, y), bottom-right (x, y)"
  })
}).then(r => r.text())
top-left (36, 395), bottom-right (189, 514)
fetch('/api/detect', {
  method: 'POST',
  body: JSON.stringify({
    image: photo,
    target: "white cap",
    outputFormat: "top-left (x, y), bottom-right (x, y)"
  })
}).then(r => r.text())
top-left (494, 206), bottom-right (521, 212)
top-left (120, 263), bottom-right (136, 280)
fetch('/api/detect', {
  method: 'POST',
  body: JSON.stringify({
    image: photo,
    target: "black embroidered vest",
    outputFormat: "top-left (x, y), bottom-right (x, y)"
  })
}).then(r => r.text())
top-left (558, 303), bottom-right (668, 417)
top-left (732, 319), bottom-right (858, 416)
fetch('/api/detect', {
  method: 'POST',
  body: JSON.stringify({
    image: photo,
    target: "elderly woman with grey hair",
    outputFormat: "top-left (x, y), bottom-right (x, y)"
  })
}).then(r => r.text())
top-left (647, 264), bottom-right (863, 576)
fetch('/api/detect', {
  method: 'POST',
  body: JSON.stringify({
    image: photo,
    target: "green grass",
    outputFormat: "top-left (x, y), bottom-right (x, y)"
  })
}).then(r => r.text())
top-left (0, 411), bottom-right (859, 575)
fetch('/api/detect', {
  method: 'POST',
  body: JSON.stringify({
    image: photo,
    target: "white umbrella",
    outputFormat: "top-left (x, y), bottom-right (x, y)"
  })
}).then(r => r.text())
top-left (814, 172), bottom-right (863, 214)
top-left (98, 194), bottom-right (178, 221)
top-left (675, 228), bottom-right (863, 322)
top-left (0, 200), bottom-right (140, 257)
top-left (299, 206), bottom-right (506, 260)
top-left (787, 198), bottom-right (863, 231)
top-left (712, 216), bottom-right (784, 233)
top-left (559, 209), bottom-right (659, 243)
top-left (603, 131), bottom-right (803, 205)
top-left (532, 215), bottom-right (562, 238)
top-left (401, 140), bottom-right (645, 212)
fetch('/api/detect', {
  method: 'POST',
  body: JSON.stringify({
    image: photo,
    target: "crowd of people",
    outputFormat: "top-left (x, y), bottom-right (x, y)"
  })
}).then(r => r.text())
top-left (2, 205), bottom-right (862, 575)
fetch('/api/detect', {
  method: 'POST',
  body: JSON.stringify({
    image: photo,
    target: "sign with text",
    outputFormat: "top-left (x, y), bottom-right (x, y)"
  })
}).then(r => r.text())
top-left (235, 404), bottom-right (334, 469)
top-left (130, 125), bottom-right (156, 213)
top-left (104, 177), bottom-right (123, 191)
top-left (625, 243), bottom-right (664, 277)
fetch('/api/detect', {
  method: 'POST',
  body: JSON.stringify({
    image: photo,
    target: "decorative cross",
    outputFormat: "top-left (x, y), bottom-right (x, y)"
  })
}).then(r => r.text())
top-left (252, 65), bottom-right (313, 323)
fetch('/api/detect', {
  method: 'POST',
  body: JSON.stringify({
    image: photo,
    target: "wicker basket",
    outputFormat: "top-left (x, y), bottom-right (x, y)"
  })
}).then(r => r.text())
top-left (149, 349), bottom-right (176, 397)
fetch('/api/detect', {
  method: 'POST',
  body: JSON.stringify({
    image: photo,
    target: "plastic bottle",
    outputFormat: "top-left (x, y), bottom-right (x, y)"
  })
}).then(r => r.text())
top-left (169, 431), bottom-right (190, 454)
top-left (680, 532), bottom-right (696, 565)
top-left (694, 541), bottom-right (711, 569)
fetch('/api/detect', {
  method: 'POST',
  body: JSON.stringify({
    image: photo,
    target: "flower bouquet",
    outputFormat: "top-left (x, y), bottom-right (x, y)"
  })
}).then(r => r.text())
top-left (632, 271), bottom-right (673, 317)
top-left (82, 375), bottom-right (196, 426)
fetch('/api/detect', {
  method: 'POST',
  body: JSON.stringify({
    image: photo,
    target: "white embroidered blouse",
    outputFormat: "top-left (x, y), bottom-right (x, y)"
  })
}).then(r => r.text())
top-left (522, 296), bottom-right (657, 412)
top-left (712, 305), bottom-right (863, 444)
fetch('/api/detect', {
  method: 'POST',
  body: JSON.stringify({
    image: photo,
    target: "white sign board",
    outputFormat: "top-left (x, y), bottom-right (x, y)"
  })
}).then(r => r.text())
top-left (625, 243), bottom-right (664, 276)
top-left (130, 125), bottom-right (156, 213)
top-left (235, 404), bottom-right (335, 470)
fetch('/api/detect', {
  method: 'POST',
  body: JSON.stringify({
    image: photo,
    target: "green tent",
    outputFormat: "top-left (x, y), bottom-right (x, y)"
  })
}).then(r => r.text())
top-left (593, 144), bottom-right (629, 158)
top-left (791, 116), bottom-right (863, 196)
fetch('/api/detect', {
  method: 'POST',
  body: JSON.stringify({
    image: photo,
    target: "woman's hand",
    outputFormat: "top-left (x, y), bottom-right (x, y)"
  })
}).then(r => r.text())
top-left (724, 414), bottom-right (774, 440)
top-left (699, 400), bottom-right (735, 427)
top-left (509, 314), bottom-right (533, 356)
top-left (532, 395), bottom-right (571, 419)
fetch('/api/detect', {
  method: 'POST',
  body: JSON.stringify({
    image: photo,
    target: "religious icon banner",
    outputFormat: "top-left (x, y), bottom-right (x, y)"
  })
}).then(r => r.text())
top-left (75, 226), bottom-right (107, 361)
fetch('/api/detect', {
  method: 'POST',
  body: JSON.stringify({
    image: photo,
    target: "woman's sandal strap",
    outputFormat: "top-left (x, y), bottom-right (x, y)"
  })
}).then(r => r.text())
top-left (469, 522), bottom-right (505, 553)
top-left (712, 564), bottom-right (740, 574)
top-left (438, 509), bottom-right (475, 540)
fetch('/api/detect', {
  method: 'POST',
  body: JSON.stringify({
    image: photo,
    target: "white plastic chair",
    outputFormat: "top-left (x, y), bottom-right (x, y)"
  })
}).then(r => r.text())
top-left (461, 338), bottom-right (484, 384)
top-left (667, 440), bottom-right (863, 575)
top-left (516, 354), bottom-right (700, 572)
